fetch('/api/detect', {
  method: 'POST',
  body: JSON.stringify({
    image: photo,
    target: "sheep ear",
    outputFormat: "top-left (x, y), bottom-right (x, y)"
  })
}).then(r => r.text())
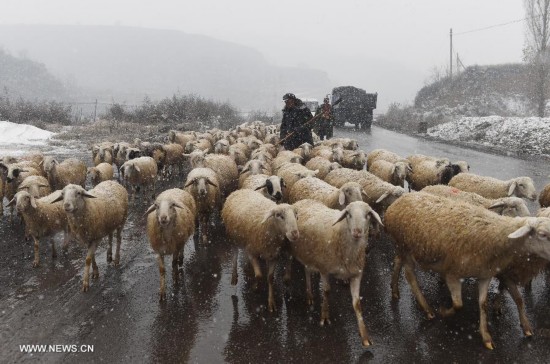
top-left (338, 190), bottom-right (346, 206)
top-left (240, 166), bottom-right (250, 175)
top-left (7, 197), bottom-right (16, 207)
top-left (280, 178), bottom-right (286, 188)
top-left (51, 192), bottom-right (64, 204)
top-left (508, 181), bottom-right (517, 196)
top-left (332, 210), bottom-right (348, 225)
top-left (488, 201), bottom-right (506, 210)
top-left (135, 165), bottom-right (141, 173)
top-left (261, 210), bottom-right (274, 223)
top-left (376, 192), bottom-right (390, 204)
top-left (184, 179), bottom-right (194, 188)
top-left (83, 191), bottom-right (96, 199)
top-left (254, 184), bottom-right (267, 191)
top-left (368, 209), bottom-right (383, 228)
top-left (312, 169), bottom-right (319, 176)
top-left (390, 165), bottom-right (396, 176)
top-left (361, 190), bottom-right (369, 200)
top-left (206, 178), bottom-right (218, 187)
top-left (172, 202), bottom-right (185, 209)
top-left (30, 196), bottom-right (37, 209)
top-left (17, 185), bottom-right (28, 191)
top-left (38, 160), bottom-right (44, 167)
top-left (508, 225), bottom-right (533, 240)
top-left (145, 204), bottom-right (157, 215)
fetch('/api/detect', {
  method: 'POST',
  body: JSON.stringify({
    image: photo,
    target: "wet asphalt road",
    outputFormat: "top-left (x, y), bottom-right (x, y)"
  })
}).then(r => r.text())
top-left (2, 126), bottom-right (550, 363)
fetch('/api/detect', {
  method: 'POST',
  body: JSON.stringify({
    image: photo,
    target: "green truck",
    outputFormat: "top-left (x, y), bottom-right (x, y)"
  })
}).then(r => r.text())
top-left (331, 86), bottom-right (377, 129)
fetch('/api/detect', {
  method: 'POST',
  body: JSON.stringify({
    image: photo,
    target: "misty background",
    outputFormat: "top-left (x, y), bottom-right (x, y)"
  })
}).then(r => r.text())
top-left (0, 0), bottom-right (526, 115)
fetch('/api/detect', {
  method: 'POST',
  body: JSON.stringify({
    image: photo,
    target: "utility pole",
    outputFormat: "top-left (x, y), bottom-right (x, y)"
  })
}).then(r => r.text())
top-left (450, 28), bottom-right (453, 81)
top-left (93, 99), bottom-right (97, 122)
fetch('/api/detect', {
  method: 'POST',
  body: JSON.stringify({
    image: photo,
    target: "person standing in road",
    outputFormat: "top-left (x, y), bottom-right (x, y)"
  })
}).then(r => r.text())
top-left (279, 93), bottom-right (314, 150)
top-left (315, 96), bottom-right (334, 140)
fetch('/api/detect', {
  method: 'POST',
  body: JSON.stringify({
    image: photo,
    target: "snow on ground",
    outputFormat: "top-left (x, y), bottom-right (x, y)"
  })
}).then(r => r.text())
top-left (427, 116), bottom-right (550, 157)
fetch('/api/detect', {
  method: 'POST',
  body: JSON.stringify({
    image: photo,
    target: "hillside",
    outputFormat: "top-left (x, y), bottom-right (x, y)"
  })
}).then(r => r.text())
top-left (0, 25), bottom-right (332, 110)
top-left (0, 49), bottom-right (70, 101)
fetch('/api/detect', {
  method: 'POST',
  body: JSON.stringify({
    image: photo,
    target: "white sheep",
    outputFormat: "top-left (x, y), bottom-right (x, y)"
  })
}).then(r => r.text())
top-left (221, 189), bottom-right (299, 312)
top-left (87, 163), bottom-right (114, 187)
top-left (238, 159), bottom-right (271, 188)
top-left (405, 155), bottom-right (453, 191)
top-left (368, 159), bottom-right (409, 188)
top-left (421, 185), bottom-right (530, 217)
top-left (189, 153), bottom-right (239, 199)
top-left (539, 183), bottom-right (550, 207)
top-left (183, 167), bottom-right (221, 244)
top-left (289, 177), bottom-right (366, 210)
top-left (146, 188), bottom-right (196, 301)
top-left (384, 192), bottom-right (550, 349)
top-left (52, 181), bottom-right (129, 292)
top-left (16, 175), bottom-right (51, 198)
top-left (276, 163), bottom-right (319, 202)
top-left (291, 199), bottom-right (382, 347)
top-left (305, 157), bottom-right (341, 180)
top-left (241, 174), bottom-right (286, 202)
top-left (366, 148), bottom-right (403, 168)
top-left (271, 151), bottom-right (303, 174)
top-left (120, 156), bottom-right (158, 202)
top-left (341, 150), bottom-right (367, 170)
top-left (9, 190), bottom-right (69, 267)
top-left (324, 168), bottom-right (406, 213)
top-left (448, 173), bottom-right (537, 201)
top-left (42, 157), bottom-right (87, 190)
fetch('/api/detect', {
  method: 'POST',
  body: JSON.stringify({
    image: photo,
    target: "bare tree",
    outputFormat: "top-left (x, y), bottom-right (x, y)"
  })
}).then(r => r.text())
top-left (524, 0), bottom-right (550, 117)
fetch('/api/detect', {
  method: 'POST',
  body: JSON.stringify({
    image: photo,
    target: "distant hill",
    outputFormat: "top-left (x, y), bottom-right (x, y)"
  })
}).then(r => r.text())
top-left (414, 63), bottom-right (534, 117)
top-left (0, 48), bottom-right (70, 101)
top-left (0, 25), bottom-right (333, 111)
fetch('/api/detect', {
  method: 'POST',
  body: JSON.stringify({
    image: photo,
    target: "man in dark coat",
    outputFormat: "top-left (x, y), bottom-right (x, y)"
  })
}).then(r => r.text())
top-left (279, 93), bottom-right (313, 150)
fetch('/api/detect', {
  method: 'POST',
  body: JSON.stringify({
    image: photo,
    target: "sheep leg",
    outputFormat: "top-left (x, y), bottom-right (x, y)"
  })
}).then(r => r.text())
top-left (171, 252), bottom-right (179, 284)
top-left (391, 254), bottom-right (403, 299)
top-left (62, 229), bottom-right (70, 253)
top-left (158, 253), bottom-right (166, 301)
top-left (503, 278), bottom-right (533, 337)
top-left (231, 249), bottom-right (239, 285)
top-left (114, 227), bottom-right (123, 266)
top-left (248, 253), bottom-right (263, 291)
top-left (82, 241), bottom-right (98, 292)
top-left (107, 232), bottom-right (113, 263)
top-left (283, 255), bottom-right (293, 285)
top-left (320, 274), bottom-right (331, 326)
top-left (32, 236), bottom-right (40, 268)
top-left (91, 255), bottom-right (99, 279)
top-left (50, 238), bottom-right (57, 259)
top-left (177, 249), bottom-right (184, 267)
top-left (403, 258), bottom-right (435, 319)
top-left (305, 268), bottom-right (314, 306)
top-left (350, 275), bottom-right (372, 347)
top-left (200, 215), bottom-right (208, 244)
top-left (267, 260), bottom-right (277, 312)
top-left (439, 275), bottom-right (463, 317)
top-left (478, 278), bottom-right (495, 350)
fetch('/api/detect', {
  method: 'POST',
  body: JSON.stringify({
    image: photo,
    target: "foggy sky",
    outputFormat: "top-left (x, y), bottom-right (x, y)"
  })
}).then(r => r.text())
top-left (1, 0), bottom-right (526, 106)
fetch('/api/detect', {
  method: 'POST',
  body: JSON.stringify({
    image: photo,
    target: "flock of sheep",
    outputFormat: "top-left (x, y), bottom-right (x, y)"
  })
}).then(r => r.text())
top-left (3, 119), bottom-right (550, 351)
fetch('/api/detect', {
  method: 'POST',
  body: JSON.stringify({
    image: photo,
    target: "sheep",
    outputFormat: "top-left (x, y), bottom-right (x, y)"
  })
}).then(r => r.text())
top-left (8, 190), bottom-right (69, 267)
top-left (291, 199), bottom-right (382, 347)
top-left (421, 185), bottom-right (530, 217)
top-left (366, 148), bottom-right (403, 168)
top-left (228, 143), bottom-right (249, 166)
top-left (87, 163), bottom-right (114, 187)
top-left (238, 159), bottom-right (271, 188)
top-left (168, 130), bottom-right (196, 147)
top-left (448, 173), bottom-right (537, 201)
top-left (4, 164), bottom-right (42, 220)
top-left (92, 143), bottom-right (114, 166)
top-left (539, 183), bottom-right (550, 207)
top-left (340, 150), bottom-right (367, 170)
top-left (213, 139), bottom-right (231, 154)
top-left (42, 157), bottom-right (87, 190)
top-left (305, 157), bottom-right (341, 180)
top-left (146, 188), bottom-right (196, 301)
top-left (272, 151), bottom-right (303, 174)
top-left (161, 143), bottom-right (185, 178)
top-left (120, 157), bottom-right (158, 202)
top-left (189, 153), bottom-right (239, 199)
top-left (324, 168), bottom-right (406, 214)
top-left (289, 177), bottom-right (366, 210)
top-left (384, 192), bottom-right (550, 349)
top-left (221, 189), bottom-right (299, 312)
top-left (276, 163), bottom-right (319, 202)
top-left (113, 142), bottom-right (132, 174)
top-left (292, 142), bottom-right (314, 161)
top-left (309, 145), bottom-right (344, 164)
top-left (241, 174), bottom-right (286, 202)
top-left (17, 175), bottom-right (51, 198)
top-left (317, 138), bottom-right (358, 150)
top-left (406, 155), bottom-right (454, 191)
top-left (368, 160), bottom-right (409, 188)
top-left (183, 167), bottom-right (222, 244)
top-left (52, 181), bottom-right (128, 292)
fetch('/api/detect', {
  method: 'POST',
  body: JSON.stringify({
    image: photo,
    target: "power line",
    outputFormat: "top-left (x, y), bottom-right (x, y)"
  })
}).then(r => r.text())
top-left (454, 17), bottom-right (528, 36)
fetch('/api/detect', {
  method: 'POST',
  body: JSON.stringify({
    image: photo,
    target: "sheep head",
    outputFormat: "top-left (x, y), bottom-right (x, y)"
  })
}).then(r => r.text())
top-left (508, 177), bottom-right (537, 201)
top-left (333, 201), bottom-right (383, 240)
top-left (146, 198), bottom-right (185, 227)
top-left (52, 184), bottom-right (96, 213)
top-left (261, 204), bottom-right (299, 242)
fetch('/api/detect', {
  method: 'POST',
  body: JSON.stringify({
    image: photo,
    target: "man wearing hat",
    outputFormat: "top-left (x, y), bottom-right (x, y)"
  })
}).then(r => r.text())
top-left (279, 93), bottom-right (314, 150)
